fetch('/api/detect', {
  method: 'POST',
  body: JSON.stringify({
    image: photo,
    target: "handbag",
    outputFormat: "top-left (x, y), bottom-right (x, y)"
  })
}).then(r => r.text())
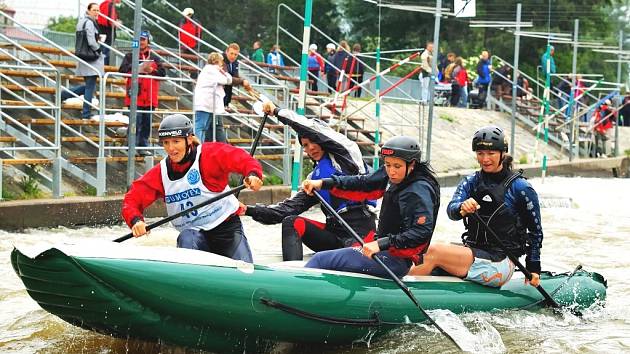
top-left (75, 18), bottom-right (101, 62)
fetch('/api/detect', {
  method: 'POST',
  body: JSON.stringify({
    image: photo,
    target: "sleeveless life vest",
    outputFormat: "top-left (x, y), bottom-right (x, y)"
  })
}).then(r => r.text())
top-left (161, 148), bottom-right (239, 232)
top-left (463, 170), bottom-right (528, 257)
top-left (376, 172), bottom-right (439, 263)
top-left (310, 154), bottom-right (376, 212)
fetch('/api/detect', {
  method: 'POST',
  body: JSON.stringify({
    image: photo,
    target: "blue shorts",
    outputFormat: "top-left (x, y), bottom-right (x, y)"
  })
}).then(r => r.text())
top-left (465, 256), bottom-right (515, 287)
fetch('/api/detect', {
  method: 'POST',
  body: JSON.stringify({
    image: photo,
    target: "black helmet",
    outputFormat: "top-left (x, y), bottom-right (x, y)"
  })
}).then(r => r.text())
top-left (380, 136), bottom-right (421, 162)
top-left (472, 125), bottom-right (508, 152)
top-left (158, 114), bottom-right (193, 139)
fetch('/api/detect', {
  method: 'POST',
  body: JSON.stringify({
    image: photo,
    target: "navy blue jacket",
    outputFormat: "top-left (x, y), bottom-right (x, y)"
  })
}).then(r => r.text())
top-left (447, 171), bottom-right (543, 273)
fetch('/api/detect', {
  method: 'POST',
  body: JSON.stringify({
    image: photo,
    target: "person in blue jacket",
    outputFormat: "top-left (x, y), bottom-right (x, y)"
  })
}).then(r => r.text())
top-left (409, 126), bottom-right (543, 288)
top-left (238, 101), bottom-right (376, 261)
top-left (302, 136), bottom-right (440, 278)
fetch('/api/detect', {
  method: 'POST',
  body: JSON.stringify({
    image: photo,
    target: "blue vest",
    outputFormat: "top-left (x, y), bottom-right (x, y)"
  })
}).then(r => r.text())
top-left (311, 155), bottom-right (376, 211)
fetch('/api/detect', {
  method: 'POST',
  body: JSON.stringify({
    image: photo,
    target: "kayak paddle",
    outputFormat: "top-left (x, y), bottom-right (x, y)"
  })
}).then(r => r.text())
top-left (312, 191), bottom-right (465, 351)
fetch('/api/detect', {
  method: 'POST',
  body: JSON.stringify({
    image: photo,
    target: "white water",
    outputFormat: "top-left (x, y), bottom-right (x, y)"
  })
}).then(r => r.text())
top-left (1, 176), bottom-right (629, 353)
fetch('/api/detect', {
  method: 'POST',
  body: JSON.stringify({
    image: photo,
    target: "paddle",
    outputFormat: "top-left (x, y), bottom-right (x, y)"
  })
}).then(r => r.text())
top-left (470, 212), bottom-right (561, 309)
top-left (312, 191), bottom-right (464, 351)
top-left (235, 112), bottom-right (268, 198)
top-left (113, 184), bottom-right (246, 243)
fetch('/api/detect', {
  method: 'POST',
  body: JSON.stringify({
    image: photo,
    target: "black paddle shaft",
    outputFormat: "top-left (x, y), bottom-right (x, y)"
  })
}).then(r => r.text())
top-left (236, 113), bottom-right (268, 198)
top-left (114, 184), bottom-right (246, 243)
top-left (312, 191), bottom-right (463, 351)
top-left (471, 212), bottom-right (561, 309)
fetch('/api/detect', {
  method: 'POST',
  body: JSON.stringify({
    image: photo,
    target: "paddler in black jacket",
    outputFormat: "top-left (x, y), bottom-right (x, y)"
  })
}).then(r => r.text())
top-left (302, 136), bottom-right (440, 278)
top-left (237, 101), bottom-right (376, 261)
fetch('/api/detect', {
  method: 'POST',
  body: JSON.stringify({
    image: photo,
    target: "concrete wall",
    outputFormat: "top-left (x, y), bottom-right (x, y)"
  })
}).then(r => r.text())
top-left (0, 158), bottom-right (627, 231)
top-left (0, 186), bottom-right (291, 231)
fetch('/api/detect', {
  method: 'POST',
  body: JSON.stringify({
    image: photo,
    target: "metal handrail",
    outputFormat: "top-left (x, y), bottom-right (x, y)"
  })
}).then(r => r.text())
top-left (130, 0), bottom-right (283, 87)
top-left (277, 3), bottom-right (418, 102)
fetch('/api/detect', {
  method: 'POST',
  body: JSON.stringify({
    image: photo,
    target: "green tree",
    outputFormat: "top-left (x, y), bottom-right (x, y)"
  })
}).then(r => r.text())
top-left (46, 15), bottom-right (78, 33)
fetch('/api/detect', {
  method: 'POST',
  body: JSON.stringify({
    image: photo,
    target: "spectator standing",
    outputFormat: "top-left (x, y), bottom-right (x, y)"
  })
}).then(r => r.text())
top-left (193, 52), bottom-right (235, 143)
top-left (332, 40), bottom-right (351, 87)
top-left (307, 44), bottom-right (324, 92)
top-left (619, 95), bottom-right (630, 127)
top-left (178, 8), bottom-right (201, 55)
top-left (452, 56), bottom-right (468, 108)
top-left (540, 45), bottom-right (556, 82)
top-left (324, 43), bottom-right (336, 93)
top-left (97, 0), bottom-right (121, 66)
top-left (419, 41), bottom-right (433, 103)
top-left (592, 100), bottom-right (616, 157)
top-left (475, 50), bottom-right (492, 104)
top-left (250, 41), bottom-right (264, 62)
top-left (119, 30), bottom-right (165, 156)
top-left (443, 52), bottom-right (456, 83)
top-left (222, 43), bottom-right (251, 107)
top-left (62, 2), bottom-right (104, 119)
top-left (349, 43), bottom-right (365, 98)
top-left (266, 44), bottom-right (284, 74)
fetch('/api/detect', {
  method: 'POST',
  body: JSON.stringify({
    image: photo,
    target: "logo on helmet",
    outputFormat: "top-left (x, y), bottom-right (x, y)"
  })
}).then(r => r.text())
top-left (381, 148), bottom-right (395, 156)
top-left (159, 129), bottom-right (183, 137)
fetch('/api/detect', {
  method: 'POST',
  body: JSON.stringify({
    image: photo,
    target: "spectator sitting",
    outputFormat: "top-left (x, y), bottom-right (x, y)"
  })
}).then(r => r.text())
top-left (491, 65), bottom-right (511, 99)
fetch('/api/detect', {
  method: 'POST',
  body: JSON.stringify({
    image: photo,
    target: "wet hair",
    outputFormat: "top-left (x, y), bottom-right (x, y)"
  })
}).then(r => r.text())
top-left (207, 52), bottom-right (223, 65)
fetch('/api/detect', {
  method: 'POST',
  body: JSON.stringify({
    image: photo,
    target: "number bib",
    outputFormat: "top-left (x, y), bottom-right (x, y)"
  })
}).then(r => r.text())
top-left (160, 148), bottom-right (239, 232)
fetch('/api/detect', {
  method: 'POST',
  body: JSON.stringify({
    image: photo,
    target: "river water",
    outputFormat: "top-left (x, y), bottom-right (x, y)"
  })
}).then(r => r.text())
top-left (1, 176), bottom-right (629, 354)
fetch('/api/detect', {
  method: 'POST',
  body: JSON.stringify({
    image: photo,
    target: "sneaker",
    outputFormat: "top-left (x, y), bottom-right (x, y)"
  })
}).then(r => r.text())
top-left (137, 150), bottom-right (153, 157)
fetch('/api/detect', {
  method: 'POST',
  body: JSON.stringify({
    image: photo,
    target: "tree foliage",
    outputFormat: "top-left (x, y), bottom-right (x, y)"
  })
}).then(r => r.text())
top-left (46, 15), bottom-right (77, 33)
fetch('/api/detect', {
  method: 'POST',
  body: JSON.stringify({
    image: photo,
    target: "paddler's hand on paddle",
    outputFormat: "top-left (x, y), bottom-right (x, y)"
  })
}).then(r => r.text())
top-left (459, 198), bottom-right (480, 216)
top-left (526, 272), bottom-right (541, 287)
top-left (131, 220), bottom-right (148, 238)
top-left (360, 240), bottom-right (380, 259)
top-left (301, 179), bottom-right (322, 196)
top-left (244, 175), bottom-right (263, 192)
top-left (236, 202), bottom-right (247, 216)
top-left (262, 101), bottom-right (276, 116)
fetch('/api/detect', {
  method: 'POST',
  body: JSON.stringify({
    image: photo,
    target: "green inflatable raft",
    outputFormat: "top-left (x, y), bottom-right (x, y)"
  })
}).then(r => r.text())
top-left (11, 242), bottom-right (607, 352)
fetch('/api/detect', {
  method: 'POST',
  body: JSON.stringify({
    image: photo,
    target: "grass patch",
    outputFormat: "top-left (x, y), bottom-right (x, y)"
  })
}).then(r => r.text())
top-left (83, 185), bottom-right (97, 196)
top-left (439, 113), bottom-right (456, 123)
top-left (263, 175), bottom-right (284, 185)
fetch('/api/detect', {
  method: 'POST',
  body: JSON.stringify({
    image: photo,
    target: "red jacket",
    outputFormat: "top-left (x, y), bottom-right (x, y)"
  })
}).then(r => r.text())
top-left (122, 142), bottom-right (263, 227)
top-left (594, 106), bottom-right (614, 135)
top-left (119, 49), bottom-right (166, 108)
top-left (97, 0), bottom-right (118, 27)
top-left (455, 67), bottom-right (468, 87)
top-left (179, 18), bottom-right (201, 50)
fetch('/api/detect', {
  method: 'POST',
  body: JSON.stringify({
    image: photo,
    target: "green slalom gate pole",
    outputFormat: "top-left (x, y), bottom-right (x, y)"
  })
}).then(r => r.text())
top-left (291, 0), bottom-right (313, 194)
top-left (539, 44), bottom-right (552, 182)
top-left (372, 1), bottom-right (382, 169)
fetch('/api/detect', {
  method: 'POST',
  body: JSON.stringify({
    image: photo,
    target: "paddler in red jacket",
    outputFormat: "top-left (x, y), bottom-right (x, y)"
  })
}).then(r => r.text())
top-left (122, 114), bottom-right (263, 262)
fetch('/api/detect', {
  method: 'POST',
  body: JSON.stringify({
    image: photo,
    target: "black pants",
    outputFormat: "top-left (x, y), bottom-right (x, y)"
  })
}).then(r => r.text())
top-left (280, 208), bottom-right (376, 261)
top-left (308, 69), bottom-right (320, 92)
top-left (98, 25), bottom-right (115, 66)
top-left (177, 216), bottom-right (252, 262)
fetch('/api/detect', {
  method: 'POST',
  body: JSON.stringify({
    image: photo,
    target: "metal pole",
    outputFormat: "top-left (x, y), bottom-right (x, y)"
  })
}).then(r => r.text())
top-left (569, 19), bottom-right (579, 161)
top-left (510, 3), bottom-right (521, 157)
top-left (126, 0), bottom-right (143, 186)
top-left (276, 4), bottom-right (281, 49)
top-left (614, 30), bottom-right (623, 157)
top-left (291, 0), bottom-right (313, 194)
top-left (425, 0), bottom-right (441, 163)
top-left (373, 0), bottom-right (382, 169)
